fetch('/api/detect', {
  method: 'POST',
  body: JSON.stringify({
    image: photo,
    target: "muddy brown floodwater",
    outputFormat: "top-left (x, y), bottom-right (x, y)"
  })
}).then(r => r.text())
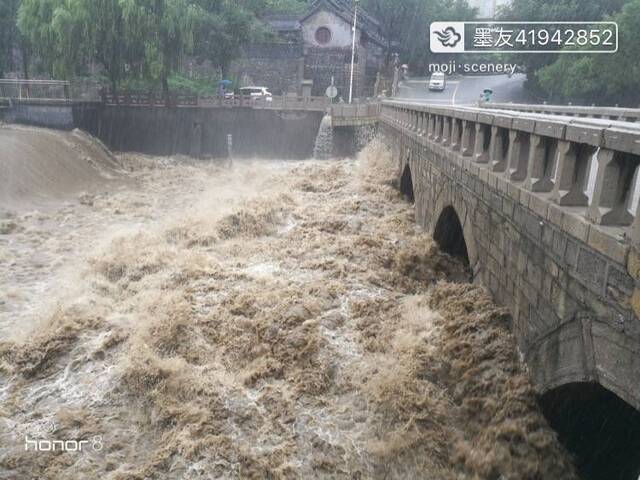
top-left (0, 140), bottom-right (578, 479)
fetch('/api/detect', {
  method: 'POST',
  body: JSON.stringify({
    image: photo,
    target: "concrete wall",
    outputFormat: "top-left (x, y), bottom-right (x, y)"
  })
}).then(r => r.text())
top-left (3, 99), bottom-right (377, 160)
top-left (380, 104), bottom-right (640, 410)
top-left (231, 43), bottom-right (304, 95)
top-left (332, 124), bottom-right (376, 157)
top-left (73, 104), bottom-right (324, 159)
top-left (1, 101), bottom-right (74, 129)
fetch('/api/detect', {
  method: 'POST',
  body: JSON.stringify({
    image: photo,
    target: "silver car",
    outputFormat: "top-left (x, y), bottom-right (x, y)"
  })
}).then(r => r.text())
top-left (428, 72), bottom-right (446, 91)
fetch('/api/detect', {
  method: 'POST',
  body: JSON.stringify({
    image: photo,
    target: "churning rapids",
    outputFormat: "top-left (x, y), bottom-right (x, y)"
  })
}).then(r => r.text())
top-left (0, 126), bottom-right (578, 479)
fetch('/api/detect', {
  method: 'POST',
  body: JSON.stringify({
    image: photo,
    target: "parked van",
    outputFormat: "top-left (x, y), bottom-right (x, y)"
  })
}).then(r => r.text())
top-left (239, 86), bottom-right (273, 101)
top-left (428, 72), bottom-right (446, 91)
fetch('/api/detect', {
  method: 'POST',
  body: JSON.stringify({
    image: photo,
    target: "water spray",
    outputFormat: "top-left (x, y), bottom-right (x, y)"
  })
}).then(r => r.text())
top-left (227, 133), bottom-right (233, 168)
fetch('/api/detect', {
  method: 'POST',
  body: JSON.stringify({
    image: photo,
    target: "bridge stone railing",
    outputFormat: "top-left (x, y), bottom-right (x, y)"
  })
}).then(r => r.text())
top-left (101, 91), bottom-right (331, 111)
top-left (331, 103), bottom-right (380, 126)
top-left (0, 79), bottom-right (71, 102)
top-left (382, 100), bottom-right (640, 234)
top-left (481, 101), bottom-right (640, 123)
top-left (202, 94), bottom-right (330, 111)
top-left (379, 99), bottom-right (640, 409)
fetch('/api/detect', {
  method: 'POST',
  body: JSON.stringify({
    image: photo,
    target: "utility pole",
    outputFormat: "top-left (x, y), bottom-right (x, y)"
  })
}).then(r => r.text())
top-left (348, 0), bottom-right (359, 104)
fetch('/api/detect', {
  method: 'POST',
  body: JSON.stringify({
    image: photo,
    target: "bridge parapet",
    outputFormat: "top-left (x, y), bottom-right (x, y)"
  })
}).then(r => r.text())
top-left (330, 103), bottom-right (380, 126)
top-left (380, 100), bottom-right (640, 409)
top-left (102, 91), bottom-right (331, 111)
top-left (0, 79), bottom-right (70, 102)
top-left (383, 100), bottom-right (640, 235)
top-left (481, 101), bottom-right (640, 123)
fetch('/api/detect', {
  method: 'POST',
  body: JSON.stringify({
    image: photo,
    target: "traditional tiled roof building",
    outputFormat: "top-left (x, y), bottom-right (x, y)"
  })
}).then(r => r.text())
top-left (232, 0), bottom-right (389, 98)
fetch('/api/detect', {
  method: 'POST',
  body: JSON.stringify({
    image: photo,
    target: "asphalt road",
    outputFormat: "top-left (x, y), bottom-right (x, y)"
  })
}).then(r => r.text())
top-left (396, 74), bottom-right (539, 106)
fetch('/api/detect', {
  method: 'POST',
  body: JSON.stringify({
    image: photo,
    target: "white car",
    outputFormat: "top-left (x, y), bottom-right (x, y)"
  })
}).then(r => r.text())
top-left (428, 72), bottom-right (446, 91)
top-left (240, 86), bottom-right (273, 102)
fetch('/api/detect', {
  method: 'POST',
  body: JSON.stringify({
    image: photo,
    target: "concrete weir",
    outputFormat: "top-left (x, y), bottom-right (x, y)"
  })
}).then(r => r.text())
top-left (1, 99), bottom-right (381, 159)
top-left (73, 104), bottom-right (325, 159)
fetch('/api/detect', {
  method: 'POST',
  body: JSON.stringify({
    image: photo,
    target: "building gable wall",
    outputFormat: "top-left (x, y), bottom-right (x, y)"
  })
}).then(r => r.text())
top-left (301, 10), bottom-right (359, 49)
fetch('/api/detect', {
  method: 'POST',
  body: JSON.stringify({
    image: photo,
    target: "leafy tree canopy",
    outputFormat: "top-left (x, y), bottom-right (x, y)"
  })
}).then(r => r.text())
top-left (537, 0), bottom-right (640, 106)
top-left (12, 0), bottom-right (283, 94)
top-left (363, 0), bottom-right (476, 71)
top-left (500, 0), bottom-right (627, 90)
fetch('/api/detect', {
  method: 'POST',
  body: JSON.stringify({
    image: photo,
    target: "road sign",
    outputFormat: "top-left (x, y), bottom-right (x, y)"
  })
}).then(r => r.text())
top-left (325, 85), bottom-right (338, 99)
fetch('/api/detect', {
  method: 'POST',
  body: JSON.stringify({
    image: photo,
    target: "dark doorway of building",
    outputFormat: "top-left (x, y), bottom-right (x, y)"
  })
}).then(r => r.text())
top-left (433, 206), bottom-right (469, 266)
top-left (400, 164), bottom-right (414, 203)
top-left (540, 382), bottom-right (640, 480)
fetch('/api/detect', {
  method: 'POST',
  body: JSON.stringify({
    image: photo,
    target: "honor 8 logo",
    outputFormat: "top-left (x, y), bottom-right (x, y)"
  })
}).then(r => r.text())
top-left (25, 435), bottom-right (103, 452)
top-left (24, 420), bottom-right (103, 453)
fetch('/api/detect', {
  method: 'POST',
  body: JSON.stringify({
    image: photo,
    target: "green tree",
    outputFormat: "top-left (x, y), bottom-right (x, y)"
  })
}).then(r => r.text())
top-left (17, 0), bottom-right (93, 78)
top-left (11, 0), bottom-right (310, 96)
top-left (120, 0), bottom-right (203, 99)
top-left (537, 0), bottom-right (640, 106)
top-left (0, 0), bottom-right (20, 77)
top-left (86, 0), bottom-right (128, 92)
top-left (192, 0), bottom-right (266, 77)
top-left (241, 0), bottom-right (307, 15)
top-left (500, 0), bottom-right (626, 89)
top-left (364, 0), bottom-right (475, 71)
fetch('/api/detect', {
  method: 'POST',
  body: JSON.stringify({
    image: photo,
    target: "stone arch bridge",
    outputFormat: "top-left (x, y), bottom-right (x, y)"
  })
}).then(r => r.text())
top-left (379, 100), bottom-right (640, 412)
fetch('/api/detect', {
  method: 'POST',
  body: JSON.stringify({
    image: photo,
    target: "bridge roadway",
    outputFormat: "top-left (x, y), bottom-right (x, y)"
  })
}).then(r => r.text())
top-left (379, 100), bottom-right (640, 410)
top-left (397, 73), bottom-right (537, 106)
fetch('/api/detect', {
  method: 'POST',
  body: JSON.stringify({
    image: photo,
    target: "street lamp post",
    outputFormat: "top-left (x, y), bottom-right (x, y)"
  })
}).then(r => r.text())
top-left (348, 0), bottom-right (359, 104)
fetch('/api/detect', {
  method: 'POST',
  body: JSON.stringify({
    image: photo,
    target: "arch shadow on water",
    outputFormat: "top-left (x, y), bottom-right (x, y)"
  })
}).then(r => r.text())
top-left (400, 163), bottom-right (414, 203)
top-left (540, 382), bottom-right (640, 480)
top-left (433, 206), bottom-right (470, 266)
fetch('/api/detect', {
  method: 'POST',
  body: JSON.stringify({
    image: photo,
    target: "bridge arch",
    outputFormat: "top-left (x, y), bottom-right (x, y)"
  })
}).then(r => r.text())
top-left (400, 162), bottom-right (414, 203)
top-left (433, 206), bottom-right (470, 265)
top-left (540, 382), bottom-right (640, 480)
top-left (430, 203), bottom-right (477, 270)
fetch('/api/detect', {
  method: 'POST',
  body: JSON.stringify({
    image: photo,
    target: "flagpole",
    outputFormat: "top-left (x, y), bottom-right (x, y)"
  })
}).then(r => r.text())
top-left (348, 0), bottom-right (359, 104)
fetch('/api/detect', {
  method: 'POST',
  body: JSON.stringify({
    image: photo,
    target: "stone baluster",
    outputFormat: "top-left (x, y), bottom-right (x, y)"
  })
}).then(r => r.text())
top-left (461, 120), bottom-right (475, 157)
top-left (451, 119), bottom-right (461, 151)
top-left (586, 149), bottom-right (635, 225)
top-left (419, 113), bottom-right (427, 136)
top-left (433, 116), bottom-right (442, 143)
top-left (506, 131), bottom-right (530, 182)
top-left (473, 123), bottom-right (489, 163)
top-left (428, 114), bottom-right (435, 140)
top-left (490, 126), bottom-right (508, 172)
top-left (442, 117), bottom-right (451, 146)
top-left (524, 135), bottom-right (555, 192)
top-left (550, 141), bottom-right (592, 206)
